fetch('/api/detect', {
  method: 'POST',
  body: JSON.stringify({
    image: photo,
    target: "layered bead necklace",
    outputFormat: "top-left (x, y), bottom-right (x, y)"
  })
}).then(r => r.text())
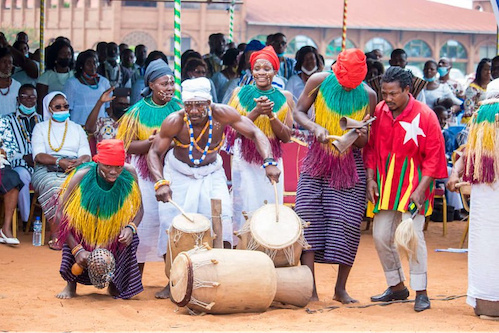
top-left (81, 72), bottom-right (99, 90)
top-left (48, 118), bottom-right (68, 152)
top-left (186, 107), bottom-right (213, 166)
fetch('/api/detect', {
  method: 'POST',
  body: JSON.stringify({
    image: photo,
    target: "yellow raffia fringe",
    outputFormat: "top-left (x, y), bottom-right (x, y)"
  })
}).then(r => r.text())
top-left (116, 107), bottom-right (141, 149)
top-left (466, 113), bottom-right (496, 183)
top-left (62, 182), bottom-right (141, 248)
top-left (228, 87), bottom-right (290, 138)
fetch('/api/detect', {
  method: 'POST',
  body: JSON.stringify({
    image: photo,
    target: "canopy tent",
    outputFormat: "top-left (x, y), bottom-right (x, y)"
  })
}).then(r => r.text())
top-left (490, 0), bottom-right (499, 52)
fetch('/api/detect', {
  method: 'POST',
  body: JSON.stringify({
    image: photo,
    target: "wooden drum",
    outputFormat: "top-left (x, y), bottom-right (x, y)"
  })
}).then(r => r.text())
top-left (236, 204), bottom-right (309, 267)
top-left (274, 265), bottom-right (313, 307)
top-left (170, 246), bottom-right (277, 314)
top-left (165, 213), bottom-right (213, 278)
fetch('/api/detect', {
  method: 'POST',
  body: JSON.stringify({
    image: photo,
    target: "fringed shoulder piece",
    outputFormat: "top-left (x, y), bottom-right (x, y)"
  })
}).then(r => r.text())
top-left (117, 96), bottom-right (183, 149)
top-left (58, 162), bottom-right (142, 252)
top-left (464, 101), bottom-right (499, 184)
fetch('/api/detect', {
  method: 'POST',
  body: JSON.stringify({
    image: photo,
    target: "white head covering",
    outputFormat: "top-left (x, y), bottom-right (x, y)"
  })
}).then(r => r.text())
top-left (181, 77), bottom-right (212, 102)
top-left (42, 91), bottom-right (67, 120)
top-left (486, 78), bottom-right (499, 100)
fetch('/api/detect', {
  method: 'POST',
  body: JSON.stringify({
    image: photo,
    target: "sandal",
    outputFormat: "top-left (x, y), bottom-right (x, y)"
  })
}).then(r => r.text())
top-left (48, 238), bottom-right (62, 251)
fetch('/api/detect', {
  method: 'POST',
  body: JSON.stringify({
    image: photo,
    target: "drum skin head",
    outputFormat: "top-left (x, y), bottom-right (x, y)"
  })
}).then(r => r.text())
top-left (250, 204), bottom-right (301, 250)
top-left (170, 252), bottom-right (193, 307)
top-left (172, 213), bottom-right (211, 233)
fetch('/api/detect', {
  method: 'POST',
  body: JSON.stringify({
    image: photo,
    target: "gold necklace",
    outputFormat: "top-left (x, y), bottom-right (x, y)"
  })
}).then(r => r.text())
top-left (48, 118), bottom-right (68, 152)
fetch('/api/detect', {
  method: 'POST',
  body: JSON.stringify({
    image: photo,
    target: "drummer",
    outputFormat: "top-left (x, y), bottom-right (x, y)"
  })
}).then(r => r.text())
top-left (147, 77), bottom-right (280, 299)
top-left (54, 139), bottom-right (144, 299)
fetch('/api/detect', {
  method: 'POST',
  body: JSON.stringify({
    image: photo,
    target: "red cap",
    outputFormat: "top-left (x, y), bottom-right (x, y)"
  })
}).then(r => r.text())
top-left (332, 49), bottom-right (367, 89)
top-left (92, 139), bottom-right (126, 166)
top-left (250, 46), bottom-right (280, 71)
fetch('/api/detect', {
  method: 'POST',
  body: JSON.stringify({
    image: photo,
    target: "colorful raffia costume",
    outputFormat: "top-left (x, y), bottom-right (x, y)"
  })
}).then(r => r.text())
top-left (363, 69), bottom-right (447, 293)
top-left (461, 98), bottom-right (499, 310)
top-left (56, 140), bottom-right (143, 299)
top-left (295, 48), bottom-right (370, 266)
top-left (116, 59), bottom-right (182, 263)
top-left (227, 83), bottom-right (290, 234)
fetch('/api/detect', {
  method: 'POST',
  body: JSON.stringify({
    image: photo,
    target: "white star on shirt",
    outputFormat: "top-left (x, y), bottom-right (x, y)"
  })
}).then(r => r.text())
top-left (399, 113), bottom-right (426, 146)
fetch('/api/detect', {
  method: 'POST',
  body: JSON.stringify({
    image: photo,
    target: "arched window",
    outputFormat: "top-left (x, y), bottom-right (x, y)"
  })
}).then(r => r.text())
top-left (286, 35), bottom-right (317, 57)
top-left (440, 40), bottom-right (467, 60)
top-left (479, 44), bottom-right (496, 60)
top-left (404, 39), bottom-right (432, 58)
top-left (365, 37), bottom-right (393, 56)
top-left (122, 31), bottom-right (157, 51)
top-left (326, 37), bottom-right (355, 58)
top-left (440, 40), bottom-right (468, 74)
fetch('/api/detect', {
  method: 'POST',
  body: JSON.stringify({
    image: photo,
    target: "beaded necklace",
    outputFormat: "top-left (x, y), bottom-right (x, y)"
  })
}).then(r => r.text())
top-left (186, 107), bottom-right (212, 166)
top-left (81, 72), bottom-right (99, 90)
top-left (17, 113), bottom-right (39, 143)
top-left (48, 118), bottom-right (68, 152)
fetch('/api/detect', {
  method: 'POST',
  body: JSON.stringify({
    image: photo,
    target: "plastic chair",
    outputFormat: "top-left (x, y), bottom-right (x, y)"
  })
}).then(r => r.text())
top-left (281, 138), bottom-right (308, 208)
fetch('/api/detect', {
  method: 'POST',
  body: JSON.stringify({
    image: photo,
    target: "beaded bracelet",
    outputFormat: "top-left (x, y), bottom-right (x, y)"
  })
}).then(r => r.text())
top-left (268, 114), bottom-right (276, 121)
top-left (154, 179), bottom-right (170, 191)
top-left (262, 161), bottom-right (278, 168)
top-left (55, 156), bottom-right (63, 168)
top-left (71, 244), bottom-right (83, 256)
top-left (125, 222), bottom-right (137, 234)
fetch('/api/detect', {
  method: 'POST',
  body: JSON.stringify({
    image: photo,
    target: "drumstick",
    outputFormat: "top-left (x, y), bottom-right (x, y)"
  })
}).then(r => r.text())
top-left (272, 181), bottom-right (279, 223)
top-left (325, 135), bottom-right (341, 141)
top-left (169, 199), bottom-right (194, 223)
top-left (455, 181), bottom-right (471, 189)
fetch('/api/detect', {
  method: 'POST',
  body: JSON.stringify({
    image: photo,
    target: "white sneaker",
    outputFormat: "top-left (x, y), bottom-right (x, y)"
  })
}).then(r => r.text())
top-left (0, 229), bottom-right (20, 245)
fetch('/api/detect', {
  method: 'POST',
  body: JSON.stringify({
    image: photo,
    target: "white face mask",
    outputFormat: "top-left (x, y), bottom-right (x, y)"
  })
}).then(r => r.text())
top-left (301, 65), bottom-right (318, 76)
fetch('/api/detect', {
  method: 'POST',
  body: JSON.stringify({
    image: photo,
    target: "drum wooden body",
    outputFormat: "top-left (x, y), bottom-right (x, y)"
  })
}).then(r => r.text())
top-left (274, 265), bottom-right (313, 307)
top-left (170, 247), bottom-right (277, 314)
top-left (236, 204), bottom-right (308, 267)
top-left (165, 213), bottom-right (213, 278)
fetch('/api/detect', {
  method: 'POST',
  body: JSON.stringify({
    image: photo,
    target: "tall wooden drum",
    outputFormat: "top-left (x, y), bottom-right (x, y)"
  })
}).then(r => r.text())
top-left (236, 204), bottom-right (309, 267)
top-left (170, 246), bottom-right (277, 314)
top-left (165, 213), bottom-right (213, 278)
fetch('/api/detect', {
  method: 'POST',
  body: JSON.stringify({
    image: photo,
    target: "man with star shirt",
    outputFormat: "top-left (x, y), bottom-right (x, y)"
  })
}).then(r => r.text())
top-left (364, 66), bottom-right (447, 312)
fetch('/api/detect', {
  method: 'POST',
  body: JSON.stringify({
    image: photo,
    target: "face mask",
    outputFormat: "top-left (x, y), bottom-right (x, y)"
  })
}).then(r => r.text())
top-left (25, 53), bottom-right (30, 58)
top-left (57, 58), bottom-right (70, 68)
top-left (19, 104), bottom-right (36, 115)
top-left (51, 110), bottom-right (70, 122)
top-left (276, 53), bottom-right (285, 58)
top-left (301, 65), bottom-right (318, 76)
top-left (437, 67), bottom-right (449, 77)
top-left (424, 76), bottom-right (436, 82)
top-left (112, 106), bottom-right (128, 119)
top-left (107, 56), bottom-right (118, 62)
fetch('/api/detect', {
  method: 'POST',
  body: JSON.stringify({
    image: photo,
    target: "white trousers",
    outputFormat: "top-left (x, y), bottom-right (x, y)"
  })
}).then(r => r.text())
top-left (13, 166), bottom-right (31, 222)
top-left (373, 210), bottom-right (428, 291)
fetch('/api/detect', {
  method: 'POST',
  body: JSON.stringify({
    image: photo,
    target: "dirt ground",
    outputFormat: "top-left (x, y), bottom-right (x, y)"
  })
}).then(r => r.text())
top-left (1, 218), bottom-right (497, 332)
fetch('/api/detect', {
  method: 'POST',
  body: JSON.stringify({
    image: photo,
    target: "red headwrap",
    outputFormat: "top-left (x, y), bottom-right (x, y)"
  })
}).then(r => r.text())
top-left (250, 46), bottom-right (280, 71)
top-left (92, 139), bottom-right (126, 166)
top-left (332, 49), bottom-right (367, 89)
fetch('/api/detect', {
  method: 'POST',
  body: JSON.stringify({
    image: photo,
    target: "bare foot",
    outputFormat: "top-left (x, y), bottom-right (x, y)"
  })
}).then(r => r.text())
top-left (155, 284), bottom-right (170, 299)
top-left (333, 290), bottom-right (358, 304)
top-left (56, 282), bottom-right (76, 299)
top-left (108, 282), bottom-right (119, 297)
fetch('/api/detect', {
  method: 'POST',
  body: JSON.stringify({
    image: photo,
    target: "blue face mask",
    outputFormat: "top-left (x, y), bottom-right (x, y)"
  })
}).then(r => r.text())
top-left (51, 111), bottom-right (70, 122)
top-left (424, 76), bottom-right (436, 82)
top-left (19, 104), bottom-right (36, 115)
top-left (437, 66), bottom-right (449, 77)
top-left (276, 52), bottom-right (285, 58)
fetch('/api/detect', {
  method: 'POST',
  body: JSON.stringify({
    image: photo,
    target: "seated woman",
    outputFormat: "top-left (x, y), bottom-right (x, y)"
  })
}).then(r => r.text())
top-left (55, 139), bottom-right (144, 299)
top-left (31, 91), bottom-right (91, 249)
top-left (0, 123), bottom-right (23, 245)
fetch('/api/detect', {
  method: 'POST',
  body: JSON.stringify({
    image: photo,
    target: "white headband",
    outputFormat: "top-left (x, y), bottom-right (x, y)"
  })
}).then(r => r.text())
top-left (181, 77), bottom-right (212, 102)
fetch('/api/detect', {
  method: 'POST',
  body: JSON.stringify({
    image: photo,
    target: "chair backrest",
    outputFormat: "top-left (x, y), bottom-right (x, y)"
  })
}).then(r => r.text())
top-left (281, 139), bottom-right (308, 197)
top-left (459, 185), bottom-right (471, 212)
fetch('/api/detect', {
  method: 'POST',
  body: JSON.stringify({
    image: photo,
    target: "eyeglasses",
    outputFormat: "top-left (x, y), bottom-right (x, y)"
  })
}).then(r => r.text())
top-left (19, 94), bottom-right (36, 100)
top-left (51, 104), bottom-right (70, 110)
top-left (194, 69), bottom-right (206, 75)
